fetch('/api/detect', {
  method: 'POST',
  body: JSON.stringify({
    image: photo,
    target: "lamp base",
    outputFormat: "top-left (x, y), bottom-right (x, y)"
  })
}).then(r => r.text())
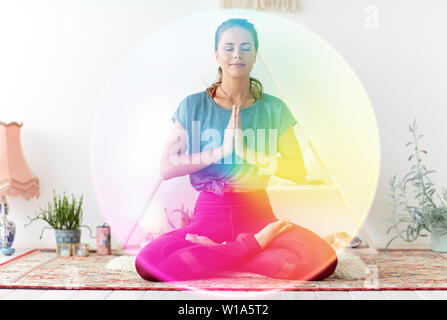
top-left (1, 196), bottom-right (16, 255)
top-left (1, 247), bottom-right (15, 255)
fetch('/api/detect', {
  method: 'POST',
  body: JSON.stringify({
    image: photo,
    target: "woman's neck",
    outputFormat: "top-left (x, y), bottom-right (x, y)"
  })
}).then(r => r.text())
top-left (219, 76), bottom-right (251, 104)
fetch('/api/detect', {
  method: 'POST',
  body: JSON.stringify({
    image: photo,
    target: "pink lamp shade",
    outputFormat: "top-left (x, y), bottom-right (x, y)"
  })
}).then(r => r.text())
top-left (0, 122), bottom-right (39, 200)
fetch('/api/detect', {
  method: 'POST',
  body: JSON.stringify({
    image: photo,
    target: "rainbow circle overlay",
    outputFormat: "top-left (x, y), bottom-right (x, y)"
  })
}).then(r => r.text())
top-left (91, 9), bottom-right (380, 296)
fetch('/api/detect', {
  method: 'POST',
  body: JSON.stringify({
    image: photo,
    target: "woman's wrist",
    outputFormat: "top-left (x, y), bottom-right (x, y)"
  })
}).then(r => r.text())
top-left (211, 146), bottom-right (225, 163)
top-left (217, 145), bottom-right (236, 162)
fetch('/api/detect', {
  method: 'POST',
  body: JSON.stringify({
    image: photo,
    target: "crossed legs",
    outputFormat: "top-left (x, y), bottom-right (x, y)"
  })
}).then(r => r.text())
top-left (135, 224), bottom-right (263, 282)
top-left (135, 219), bottom-right (338, 282)
top-left (236, 223), bottom-right (338, 280)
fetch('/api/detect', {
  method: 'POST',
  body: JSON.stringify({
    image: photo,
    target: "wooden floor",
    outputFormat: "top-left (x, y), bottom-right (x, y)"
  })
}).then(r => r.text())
top-left (1, 248), bottom-right (447, 300)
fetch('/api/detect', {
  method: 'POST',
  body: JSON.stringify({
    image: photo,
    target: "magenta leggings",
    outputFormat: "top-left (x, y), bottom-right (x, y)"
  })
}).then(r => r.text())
top-left (135, 189), bottom-right (338, 282)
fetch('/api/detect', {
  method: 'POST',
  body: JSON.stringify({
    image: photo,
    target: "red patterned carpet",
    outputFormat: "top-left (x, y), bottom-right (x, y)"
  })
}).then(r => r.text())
top-left (1, 249), bottom-right (447, 291)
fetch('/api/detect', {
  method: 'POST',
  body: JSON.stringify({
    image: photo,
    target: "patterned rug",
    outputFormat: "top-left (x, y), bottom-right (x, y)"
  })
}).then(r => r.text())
top-left (1, 249), bottom-right (447, 291)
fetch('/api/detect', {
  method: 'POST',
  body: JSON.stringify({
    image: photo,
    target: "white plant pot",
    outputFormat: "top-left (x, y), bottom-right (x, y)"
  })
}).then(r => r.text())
top-left (431, 228), bottom-right (447, 253)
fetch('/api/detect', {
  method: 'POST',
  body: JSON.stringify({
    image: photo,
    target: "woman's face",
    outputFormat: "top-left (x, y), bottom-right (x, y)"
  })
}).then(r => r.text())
top-left (215, 26), bottom-right (257, 80)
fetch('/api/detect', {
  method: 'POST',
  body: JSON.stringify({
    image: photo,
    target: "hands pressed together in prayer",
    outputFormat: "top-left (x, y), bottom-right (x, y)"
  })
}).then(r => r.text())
top-left (221, 104), bottom-right (247, 160)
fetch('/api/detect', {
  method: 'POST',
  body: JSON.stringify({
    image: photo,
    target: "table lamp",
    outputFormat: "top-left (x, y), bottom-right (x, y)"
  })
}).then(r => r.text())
top-left (0, 122), bottom-right (40, 255)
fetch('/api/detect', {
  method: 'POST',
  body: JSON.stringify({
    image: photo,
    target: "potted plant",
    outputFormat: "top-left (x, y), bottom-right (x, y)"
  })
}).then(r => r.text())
top-left (385, 119), bottom-right (447, 252)
top-left (165, 204), bottom-right (193, 232)
top-left (25, 190), bottom-right (93, 245)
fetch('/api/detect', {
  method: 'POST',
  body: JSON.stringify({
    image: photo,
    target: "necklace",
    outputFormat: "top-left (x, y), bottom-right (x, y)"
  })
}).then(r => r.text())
top-left (218, 85), bottom-right (253, 109)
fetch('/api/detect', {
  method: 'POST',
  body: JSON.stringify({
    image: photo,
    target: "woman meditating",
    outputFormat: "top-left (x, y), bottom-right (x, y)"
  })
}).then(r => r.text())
top-left (135, 18), bottom-right (338, 282)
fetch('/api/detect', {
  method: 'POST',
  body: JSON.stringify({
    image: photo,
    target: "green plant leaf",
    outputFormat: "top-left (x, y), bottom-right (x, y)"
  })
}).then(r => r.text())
top-left (385, 119), bottom-right (447, 248)
top-left (24, 190), bottom-right (85, 232)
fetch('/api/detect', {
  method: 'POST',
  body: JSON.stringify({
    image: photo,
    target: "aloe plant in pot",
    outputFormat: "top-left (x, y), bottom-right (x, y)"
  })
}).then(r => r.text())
top-left (385, 119), bottom-right (447, 252)
top-left (25, 190), bottom-right (94, 245)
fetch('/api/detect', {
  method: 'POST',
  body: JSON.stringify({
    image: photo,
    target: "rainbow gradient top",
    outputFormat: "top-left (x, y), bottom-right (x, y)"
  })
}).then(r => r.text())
top-left (171, 90), bottom-right (297, 196)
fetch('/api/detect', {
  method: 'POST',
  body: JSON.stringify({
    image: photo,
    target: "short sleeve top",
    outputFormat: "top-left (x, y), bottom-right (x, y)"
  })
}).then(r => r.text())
top-left (171, 90), bottom-right (297, 196)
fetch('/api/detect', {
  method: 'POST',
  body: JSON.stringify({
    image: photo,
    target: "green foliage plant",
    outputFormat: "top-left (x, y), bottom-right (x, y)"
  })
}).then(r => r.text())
top-left (25, 190), bottom-right (93, 239)
top-left (385, 119), bottom-right (447, 252)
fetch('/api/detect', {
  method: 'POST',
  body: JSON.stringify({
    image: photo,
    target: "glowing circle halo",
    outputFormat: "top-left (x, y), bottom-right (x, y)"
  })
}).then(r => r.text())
top-left (91, 9), bottom-right (380, 296)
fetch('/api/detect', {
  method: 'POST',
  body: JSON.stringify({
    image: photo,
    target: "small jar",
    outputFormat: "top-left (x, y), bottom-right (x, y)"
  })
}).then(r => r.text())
top-left (96, 223), bottom-right (111, 255)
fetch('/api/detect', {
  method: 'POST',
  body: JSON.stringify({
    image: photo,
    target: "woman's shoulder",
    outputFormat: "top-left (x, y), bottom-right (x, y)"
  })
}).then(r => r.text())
top-left (176, 91), bottom-right (208, 111)
top-left (258, 93), bottom-right (289, 116)
top-left (174, 91), bottom-right (212, 121)
top-left (183, 91), bottom-right (284, 105)
top-left (183, 90), bottom-right (209, 103)
top-left (180, 91), bottom-right (287, 111)
top-left (259, 92), bottom-right (286, 106)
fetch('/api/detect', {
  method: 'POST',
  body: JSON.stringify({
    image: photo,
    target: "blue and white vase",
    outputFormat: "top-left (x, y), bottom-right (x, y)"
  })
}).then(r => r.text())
top-left (0, 202), bottom-right (16, 249)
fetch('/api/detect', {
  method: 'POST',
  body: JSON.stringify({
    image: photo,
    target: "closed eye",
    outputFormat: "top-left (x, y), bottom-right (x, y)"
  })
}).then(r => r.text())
top-left (224, 48), bottom-right (251, 52)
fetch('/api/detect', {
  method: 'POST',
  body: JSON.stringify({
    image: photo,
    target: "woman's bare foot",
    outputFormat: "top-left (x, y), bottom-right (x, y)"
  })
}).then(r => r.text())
top-left (254, 219), bottom-right (294, 249)
top-left (185, 234), bottom-right (227, 246)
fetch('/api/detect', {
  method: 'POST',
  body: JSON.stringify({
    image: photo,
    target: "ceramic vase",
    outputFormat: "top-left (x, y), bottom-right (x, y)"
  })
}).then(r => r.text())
top-left (0, 203), bottom-right (15, 249)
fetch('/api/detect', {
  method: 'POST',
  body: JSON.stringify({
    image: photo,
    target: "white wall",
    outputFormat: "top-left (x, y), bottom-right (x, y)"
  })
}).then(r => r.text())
top-left (1, 0), bottom-right (446, 250)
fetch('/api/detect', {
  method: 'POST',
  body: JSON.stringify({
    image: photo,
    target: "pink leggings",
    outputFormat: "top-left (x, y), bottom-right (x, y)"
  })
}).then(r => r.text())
top-left (135, 189), bottom-right (338, 282)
